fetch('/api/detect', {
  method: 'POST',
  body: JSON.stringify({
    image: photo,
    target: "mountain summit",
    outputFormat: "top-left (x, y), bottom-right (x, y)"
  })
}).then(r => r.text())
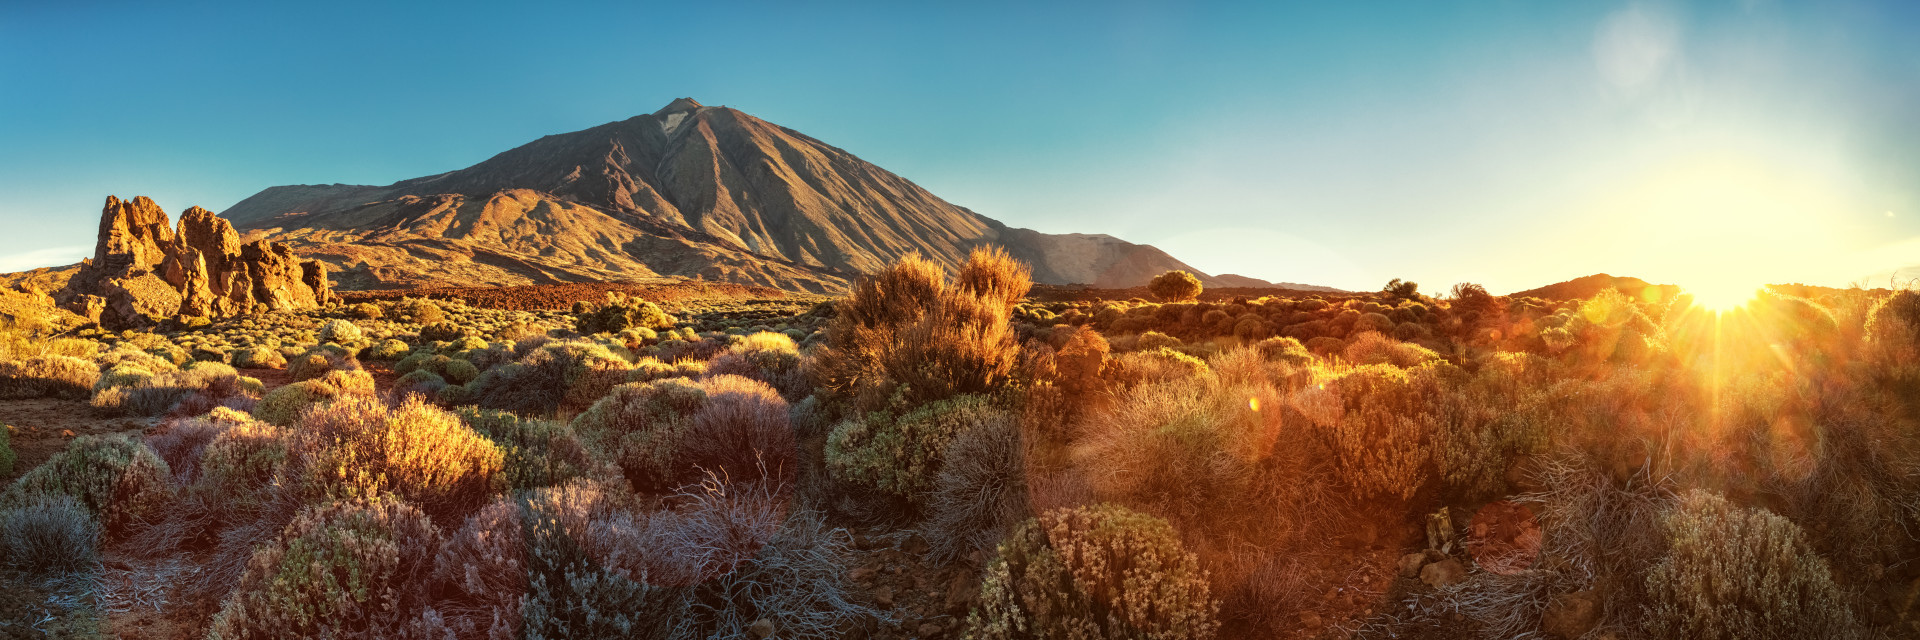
top-left (223, 99), bottom-right (1224, 292)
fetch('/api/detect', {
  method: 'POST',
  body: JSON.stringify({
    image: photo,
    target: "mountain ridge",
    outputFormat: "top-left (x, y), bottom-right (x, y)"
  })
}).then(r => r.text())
top-left (221, 99), bottom-right (1245, 293)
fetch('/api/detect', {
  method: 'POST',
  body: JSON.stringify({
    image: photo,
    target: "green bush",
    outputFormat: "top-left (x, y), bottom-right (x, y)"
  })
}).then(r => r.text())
top-left (1148, 270), bottom-right (1203, 302)
top-left (1643, 490), bottom-right (1858, 640)
top-left (392, 298), bottom-right (445, 324)
top-left (283, 395), bottom-right (505, 525)
top-left (318, 318), bottom-right (363, 343)
top-left (572, 375), bottom-right (792, 493)
top-left (469, 340), bottom-right (631, 415)
top-left (348, 302), bottom-right (383, 320)
top-left (825, 394), bottom-right (1000, 508)
top-left (705, 331), bottom-right (807, 399)
top-left (420, 321), bottom-right (466, 343)
top-left (0, 355), bottom-right (100, 400)
top-left (458, 408), bottom-right (593, 491)
top-left (254, 371), bottom-right (372, 427)
top-left (1254, 336), bottom-right (1314, 366)
top-left (965, 504), bottom-right (1219, 640)
top-left (231, 345), bottom-right (287, 369)
top-left (7, 433), bottom-right (173, 539)
top-left (206, 497), bottom-right (441, 640)
top-left (367, 339), bottom-right (411, 361)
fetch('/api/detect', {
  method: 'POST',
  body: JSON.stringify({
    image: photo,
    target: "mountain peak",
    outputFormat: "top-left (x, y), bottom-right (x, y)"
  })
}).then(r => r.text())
top-left (656, 97), bottom-right (704, 115)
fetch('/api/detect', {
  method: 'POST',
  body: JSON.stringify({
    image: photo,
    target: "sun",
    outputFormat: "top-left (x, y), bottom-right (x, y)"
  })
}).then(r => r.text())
top-left (1687, 280), bottom-right (1761, 312)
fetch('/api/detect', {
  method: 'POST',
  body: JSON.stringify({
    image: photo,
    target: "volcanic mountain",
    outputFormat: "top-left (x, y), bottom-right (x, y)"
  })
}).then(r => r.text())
top-left (222, 98), bottom-right (1225, 293)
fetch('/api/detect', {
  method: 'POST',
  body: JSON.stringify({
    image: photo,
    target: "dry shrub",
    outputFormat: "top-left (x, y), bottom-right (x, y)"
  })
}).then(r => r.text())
top-left (1342, 331), bottom-right (1441, 367)
top-left (1254, 336), bottom-right (1315, 366)
top-left (207, 497), bottom-right (442, 640)
top-left (0, 494), bottom-right (99, 576)
top-left (670, 508), bottom-right (881, 640)
top-left (925, 406), bottom-right (1030, 562)
top-left (285, 395), bottom-right (505, 525)
top-left (1644, 490), bottom-right (1858, 640)
top-left (0, 354), bottom-right (99, 400)
top-left (1290, 364), bottom-right (1434, 502)
top-left (430, 496), bottom-right (528, 639)
top-left (825, 393), bottom-right (1003, 510)
top-left (94, 361), bottom-right (263, 418)
top-left (572, 375), bottom-right (793, 493)
top-left (1075, 376), bottom-right (1280, 532)
top-left (966, 503), bottom-right (1219, 639)
top-left (813, 248), bottom-right (1030, 412)
top-left (7, 433), bottom-right (173, 540)
top-left (287, 345), bottom-right (360, 382)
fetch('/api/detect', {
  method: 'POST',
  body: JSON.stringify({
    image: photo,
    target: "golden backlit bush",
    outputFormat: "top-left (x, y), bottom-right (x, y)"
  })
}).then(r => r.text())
top-left (1075, 376), bottom-right (1280, 530)
top-left (1288, 364), bottom-right (1436, 502)
top-left (813, 248), bottom-right (1030, 412)
top-left (0, 354), bottom-right (99, 400)
top-left (965, 503), bottom-right (1219, 640)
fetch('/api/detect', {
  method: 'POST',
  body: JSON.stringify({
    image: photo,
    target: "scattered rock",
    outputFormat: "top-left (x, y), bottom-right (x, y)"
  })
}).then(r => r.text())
top-left (945, 572), bottom-right (976, 614)
top-left (1420, 558), bottom-right (1467, 588)
top-left (874, 586), bottom-right (895, 609)
top-left (1468, 500), bottom-right (1542, 575)
top-left (903, 534), bottom-right (930, 555)
top-left (748, 618), bottom-right (775, 638)
top-left (917, 622), bottom-right (943, 637)
top-left (850, 566), bottom-right (877, 584)
top-left (58, 429), bottom-right (74, 438)
top-left (1541, 590), bottom-right (1601, 639)
top-left (1399, 552), bottom-right (1428, 578)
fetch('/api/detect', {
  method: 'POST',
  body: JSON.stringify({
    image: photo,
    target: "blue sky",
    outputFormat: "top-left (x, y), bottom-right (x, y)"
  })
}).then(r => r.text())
top-left (2, 0), bottom-right (1915, 293)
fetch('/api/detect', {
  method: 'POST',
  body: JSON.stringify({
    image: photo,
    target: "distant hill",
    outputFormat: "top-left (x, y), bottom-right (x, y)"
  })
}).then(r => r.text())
top-left (1211, 273), bottom-right (1345, 293)
top-left (221, 98), bottom-right (1232, 293)
top-left (1509, 273), bottom-right (1682, 303)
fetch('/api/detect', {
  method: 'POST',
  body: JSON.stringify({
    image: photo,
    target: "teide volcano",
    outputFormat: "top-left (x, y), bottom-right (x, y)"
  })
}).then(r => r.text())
top-left (222, 99), bottom-right (1224, 293)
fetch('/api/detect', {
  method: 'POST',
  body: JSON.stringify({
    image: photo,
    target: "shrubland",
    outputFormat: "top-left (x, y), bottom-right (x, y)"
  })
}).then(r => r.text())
top-left (0, 265), bottom-right (1915, 638)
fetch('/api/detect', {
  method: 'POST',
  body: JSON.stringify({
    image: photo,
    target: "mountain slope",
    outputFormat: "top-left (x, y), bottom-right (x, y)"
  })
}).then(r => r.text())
top-left (225, 98), bottom-right (1232, 292)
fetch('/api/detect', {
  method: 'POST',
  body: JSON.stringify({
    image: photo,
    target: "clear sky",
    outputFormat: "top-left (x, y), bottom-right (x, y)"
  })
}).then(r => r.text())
top-left (2, 0), bottom-right (1915, 294)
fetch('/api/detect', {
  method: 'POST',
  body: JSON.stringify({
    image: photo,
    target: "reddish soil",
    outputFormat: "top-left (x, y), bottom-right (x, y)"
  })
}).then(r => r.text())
top-left (1466, 500), bottom-right (1542, 575)
top-left (1, 399), bottom-right (150, 486)
top-left (338, 281), bottom-right (798, 311)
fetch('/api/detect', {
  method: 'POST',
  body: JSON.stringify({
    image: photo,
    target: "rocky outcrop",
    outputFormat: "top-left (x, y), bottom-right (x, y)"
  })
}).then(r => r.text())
top-left (57, 195), bottom-right (336, 328)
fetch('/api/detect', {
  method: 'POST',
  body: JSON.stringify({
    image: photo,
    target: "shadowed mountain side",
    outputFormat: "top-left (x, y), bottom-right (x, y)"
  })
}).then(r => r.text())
top-left (222, 98), bottom-right (1240, 292)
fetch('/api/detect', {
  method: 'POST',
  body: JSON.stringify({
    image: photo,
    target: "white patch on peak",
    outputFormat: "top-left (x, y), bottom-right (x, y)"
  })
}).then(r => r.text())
top-left (661, 112), bottom-right (688, 135)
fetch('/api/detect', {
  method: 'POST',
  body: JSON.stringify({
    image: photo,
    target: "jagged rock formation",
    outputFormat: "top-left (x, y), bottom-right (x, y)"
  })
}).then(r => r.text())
top-left (57, 196), bottom-right (336, 328)
top-left (222, 98), bottom-right (1234, 293)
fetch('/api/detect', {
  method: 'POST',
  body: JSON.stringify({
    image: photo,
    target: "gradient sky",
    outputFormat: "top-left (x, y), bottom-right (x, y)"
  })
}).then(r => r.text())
top-left (2, 0), bottom-right (1915, 294)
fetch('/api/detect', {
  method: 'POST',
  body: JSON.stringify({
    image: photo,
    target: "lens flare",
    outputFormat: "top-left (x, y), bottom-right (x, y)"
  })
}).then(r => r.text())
top-left (1687, 281), bottom-right (1760, 312)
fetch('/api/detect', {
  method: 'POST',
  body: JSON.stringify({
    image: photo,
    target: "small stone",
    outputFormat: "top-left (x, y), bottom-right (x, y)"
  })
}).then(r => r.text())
top-left (1420, 558), bottom-right (1468, 588)
top-left (59, 429), bottom-right (75, 438)
top-left (1541, 590), bottom-right (1600, 639)
top-left (748, 618), bottom-right (775, 638)
top-left (945, 572), bottom-right (977, 613)
top-left (874, 586), bottom-right (895, 609)
top-left (1399, 552), bottom-right (1427, 578)
top-left (917, 622), bottom-right (943, 637)
top-left (904, 534), bottom-right (931, 555)
top-left (850, 566), bottom-right (877, 584)
top-left (1298, 611), bottom-right (1323, 628)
